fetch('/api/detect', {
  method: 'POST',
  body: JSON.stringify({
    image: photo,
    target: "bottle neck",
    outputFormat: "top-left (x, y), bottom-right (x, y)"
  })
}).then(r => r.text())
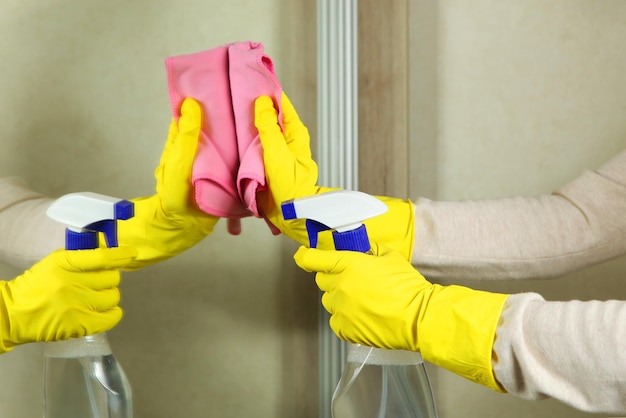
top-left (346, 343), bottom-right (424, 365)
top-left (43, 333), bottom-right (113, 358)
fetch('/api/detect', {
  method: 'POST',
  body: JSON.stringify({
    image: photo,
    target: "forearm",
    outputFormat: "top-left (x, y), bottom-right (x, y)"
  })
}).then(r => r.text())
top-left (0, 177), bottom-right (64, 271)
top-left (493, 294), bottom-right (626, 414)
top-left (411, 150), bottom-right (626, 280)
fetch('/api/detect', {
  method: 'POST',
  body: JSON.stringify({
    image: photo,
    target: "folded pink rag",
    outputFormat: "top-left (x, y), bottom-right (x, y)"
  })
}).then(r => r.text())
top-left (165, 41), bottom-right (282, 232)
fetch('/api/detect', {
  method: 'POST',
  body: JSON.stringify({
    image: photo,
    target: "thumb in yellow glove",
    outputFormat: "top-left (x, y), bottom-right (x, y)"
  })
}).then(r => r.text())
top-left (0, 246), bottom-right (137, 353)
top-left (118, 98), bottom-right (219, 269)
top-left (255, 94), bottom-right (415, 260)
top-left (293, 243), bottom-right (509, 392)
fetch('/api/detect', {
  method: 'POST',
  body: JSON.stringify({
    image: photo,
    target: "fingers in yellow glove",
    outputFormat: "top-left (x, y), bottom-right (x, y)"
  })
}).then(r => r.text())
top-left (294, 243), bottom-right (428, 350)
top-left (293, 243), bottom-right (508, 392)
top-left (156, 98), bottom-right (203, 205)
top-left (0, 246), bottom-right (137, 353)
top-left (118, 98), bottom-right (219, 269)
top-left (255, 94), bottom-right (415, 260)
top-left (255, 94), bottom-right (323, 216)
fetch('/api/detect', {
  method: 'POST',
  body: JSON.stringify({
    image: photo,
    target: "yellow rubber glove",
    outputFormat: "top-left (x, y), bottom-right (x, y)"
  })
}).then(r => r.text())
top-left (118, 98), bottom-right (219, 270)
top-left (0, 246), bottom-right (137, 353)
top-left (255, 95), bottom-right (415, 260)
top-left (293, 243), bottom-right (509, 392)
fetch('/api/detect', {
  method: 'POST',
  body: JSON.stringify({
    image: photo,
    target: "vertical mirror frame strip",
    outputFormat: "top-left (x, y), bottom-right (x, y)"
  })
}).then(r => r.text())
top-left (317, 1), bottom-right (358, 417)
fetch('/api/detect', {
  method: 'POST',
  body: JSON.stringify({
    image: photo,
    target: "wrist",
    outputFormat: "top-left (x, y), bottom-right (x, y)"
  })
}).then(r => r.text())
top-left (365, 196), bottom-right (415, 261)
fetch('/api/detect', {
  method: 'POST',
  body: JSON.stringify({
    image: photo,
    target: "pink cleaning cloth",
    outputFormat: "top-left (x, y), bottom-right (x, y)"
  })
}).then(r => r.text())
top-left (165, 41), bottom-right (283, 230)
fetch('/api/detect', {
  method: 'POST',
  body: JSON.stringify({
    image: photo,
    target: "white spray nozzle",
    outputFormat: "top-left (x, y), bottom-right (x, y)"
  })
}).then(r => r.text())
top-left (47, 192), bottom-right (134, 250)
top-left (281, 190), bottom-right (388, 252)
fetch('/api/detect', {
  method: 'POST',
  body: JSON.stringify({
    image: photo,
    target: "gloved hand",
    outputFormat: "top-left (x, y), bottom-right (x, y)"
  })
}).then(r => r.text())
top-left (0, 246), bottom-right (137, 353)
top-left (293, 243), bottom-right (509, 392)
top-left (118, 98), bottom-right (219, 270)
top-left (255, 95), bottom-right (415, 260)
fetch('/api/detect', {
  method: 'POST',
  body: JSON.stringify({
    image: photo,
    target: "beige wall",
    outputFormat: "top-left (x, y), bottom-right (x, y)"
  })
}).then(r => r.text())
top-left (0, 1), bottom-right (318, 417)
top-left (409, 1), bottom-right (626, 418)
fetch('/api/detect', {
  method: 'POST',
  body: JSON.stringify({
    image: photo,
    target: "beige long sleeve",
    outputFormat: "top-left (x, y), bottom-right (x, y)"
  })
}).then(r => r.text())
top-left (0, 177), bottom-right (64, 272)
top-left (411, 149), bottom-right (626, 413)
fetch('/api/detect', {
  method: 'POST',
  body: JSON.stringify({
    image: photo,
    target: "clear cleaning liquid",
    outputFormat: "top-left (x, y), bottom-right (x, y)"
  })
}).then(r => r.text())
top-left (332, 344), bottom-right (438, 418)
top-left (43, 333), bottom-right (132, 418)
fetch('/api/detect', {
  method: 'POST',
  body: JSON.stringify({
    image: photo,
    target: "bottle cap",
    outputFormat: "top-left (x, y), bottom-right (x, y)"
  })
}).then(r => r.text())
top-left (66, 230), bottom-right (98, 251)
top-left (333, 224), bottom-right (371, 253)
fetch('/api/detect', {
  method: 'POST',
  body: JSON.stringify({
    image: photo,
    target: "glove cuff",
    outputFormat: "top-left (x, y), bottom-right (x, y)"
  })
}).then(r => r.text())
top-left (365, 196), bottom-right (415, 261)
top-left (0, 282), bottom-right (15, 354)
top-left (419, 284), bottom-right (509, 392)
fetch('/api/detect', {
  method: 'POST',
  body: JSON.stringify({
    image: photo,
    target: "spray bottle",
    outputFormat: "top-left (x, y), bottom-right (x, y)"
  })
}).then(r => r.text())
top-left (282, 190), bottom-right (439, 418)
top-left (44, 192), bottom-right (134, 418)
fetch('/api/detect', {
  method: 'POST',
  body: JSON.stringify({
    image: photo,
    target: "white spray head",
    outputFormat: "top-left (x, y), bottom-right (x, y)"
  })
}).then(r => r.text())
top-left (281, 190), bottom-right (388, 252)
top-left (47, 192), bottom-right (134, 250)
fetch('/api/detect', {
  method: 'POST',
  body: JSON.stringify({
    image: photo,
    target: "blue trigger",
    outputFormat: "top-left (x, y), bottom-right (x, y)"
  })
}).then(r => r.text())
top-left (305, 219), bottom-right (331, 248)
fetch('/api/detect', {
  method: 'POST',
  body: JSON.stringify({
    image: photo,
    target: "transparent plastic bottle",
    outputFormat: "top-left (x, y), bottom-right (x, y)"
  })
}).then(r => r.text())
top-left (332, 344), bottom-right (438, 418)
top-left (43, 333), bottom-right (133, 418)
